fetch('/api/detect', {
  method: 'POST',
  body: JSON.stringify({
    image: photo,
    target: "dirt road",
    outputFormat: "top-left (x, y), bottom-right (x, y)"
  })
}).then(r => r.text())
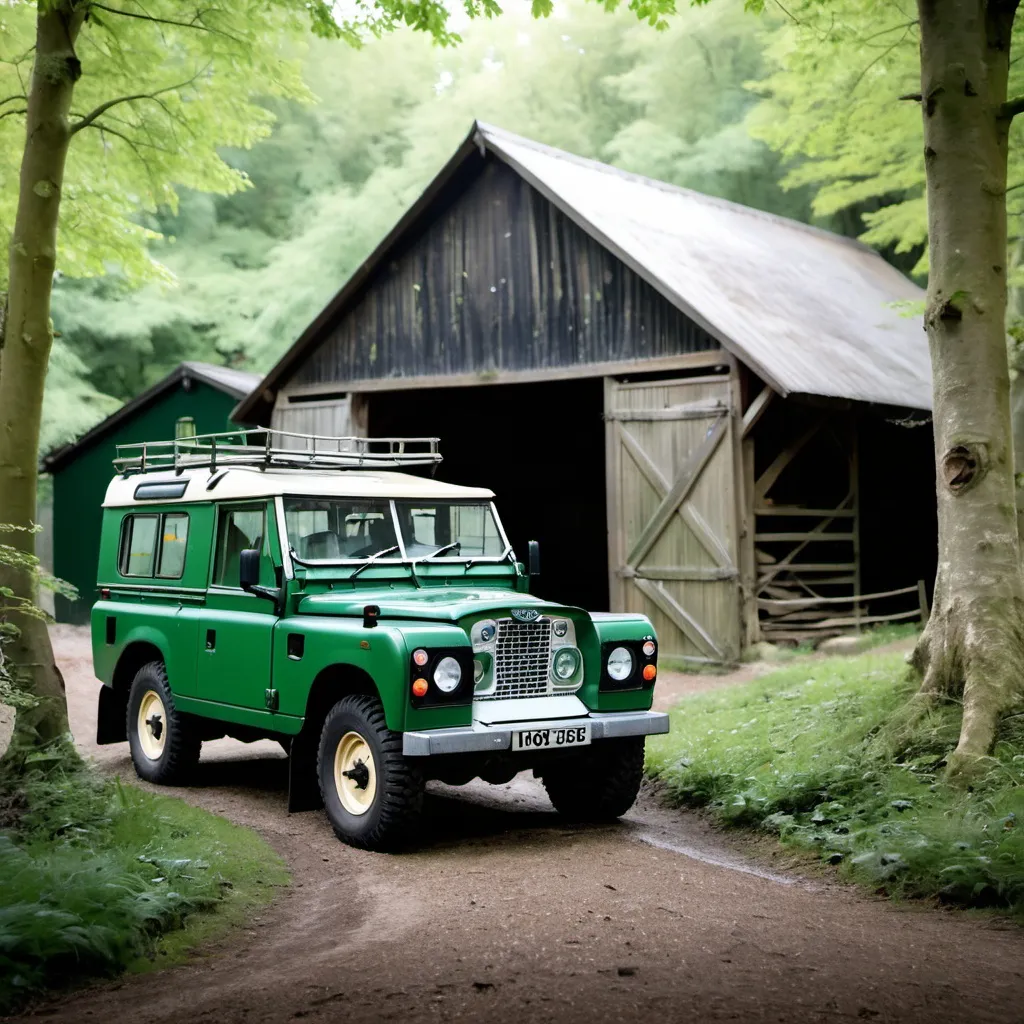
top-left (11, 627), bottom-right (1024, 1024)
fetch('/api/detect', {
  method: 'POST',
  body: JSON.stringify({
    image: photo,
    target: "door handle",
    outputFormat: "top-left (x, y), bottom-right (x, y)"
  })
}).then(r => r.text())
top-left (205, 629), bottom-right (216, 651)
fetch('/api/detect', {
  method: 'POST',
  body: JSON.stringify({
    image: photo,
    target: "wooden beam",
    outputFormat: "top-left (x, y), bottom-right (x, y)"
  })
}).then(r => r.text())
top-left (281, 351), bottom-right (728, 398)
top-left (755, 532), bottom-right (856, 543)
top-left (754, 420), bottom-right (821, 502)
top-left (757, 583), bottom-right (918, 608)
top-left (606, 399), bottom-right (727, 422)
top-left (758, 563), bottom-right (858, 577)
top-left (619, 566), bottom-right (739, 582)
top-left (741, 386), bottom-right (774, 438)
top-left (634, 577), bottom-right (724, 660)
top-left (626, 415), bottom-right (728, 568)
top-left (754, 506), bottom-right (857, 518)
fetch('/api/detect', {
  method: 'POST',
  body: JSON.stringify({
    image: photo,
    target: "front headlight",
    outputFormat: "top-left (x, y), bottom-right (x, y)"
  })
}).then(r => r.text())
top-left (552, 646), bottom-right (581, 682)
top-left (434, 656), bottom-right (462, 693)
top-left (606, 646), bottom-right (634, 681)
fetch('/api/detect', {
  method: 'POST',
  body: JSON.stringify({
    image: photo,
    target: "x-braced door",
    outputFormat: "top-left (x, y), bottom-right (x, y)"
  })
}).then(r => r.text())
top-left (605, 375), bottom-right (740, 662)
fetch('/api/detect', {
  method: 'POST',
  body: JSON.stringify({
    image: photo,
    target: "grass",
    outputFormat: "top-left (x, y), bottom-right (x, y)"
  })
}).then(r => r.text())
top-left (0, 754), bottom-right (288, 1011)
top-left (647, 646), bottom-right (1024, 915)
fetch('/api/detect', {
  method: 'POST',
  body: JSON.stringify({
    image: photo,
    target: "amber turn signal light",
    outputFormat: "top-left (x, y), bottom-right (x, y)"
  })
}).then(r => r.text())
top-left (642, 664), bottom-right (657, 682)
top-left (412, 678), bottom-right (429, 697)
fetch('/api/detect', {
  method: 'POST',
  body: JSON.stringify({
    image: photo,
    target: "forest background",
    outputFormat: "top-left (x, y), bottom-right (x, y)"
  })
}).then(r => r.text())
top-left (6, 0), bottom-right (969, 458)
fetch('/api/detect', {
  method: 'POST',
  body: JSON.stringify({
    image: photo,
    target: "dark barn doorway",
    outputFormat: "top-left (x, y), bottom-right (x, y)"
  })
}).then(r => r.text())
top-left (368, 377), bottom-right (609, 611)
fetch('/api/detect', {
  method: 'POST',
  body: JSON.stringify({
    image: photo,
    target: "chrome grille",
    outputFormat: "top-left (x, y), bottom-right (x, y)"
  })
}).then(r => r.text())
top-left (493, 617), bottom-right (552, 699)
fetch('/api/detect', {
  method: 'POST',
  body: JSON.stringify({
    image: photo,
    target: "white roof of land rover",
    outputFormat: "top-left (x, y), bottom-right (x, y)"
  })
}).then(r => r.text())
top-left (103, 467), bottom-right (494, 507)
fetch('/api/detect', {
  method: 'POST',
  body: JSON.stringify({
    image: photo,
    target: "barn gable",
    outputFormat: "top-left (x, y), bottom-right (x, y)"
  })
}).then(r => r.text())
top-left (290, 158), bottom-right (719, 391)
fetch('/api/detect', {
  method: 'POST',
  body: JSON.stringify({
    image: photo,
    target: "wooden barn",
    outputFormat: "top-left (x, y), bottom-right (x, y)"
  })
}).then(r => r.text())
top-left (236, 122), bottom-right (937, 662)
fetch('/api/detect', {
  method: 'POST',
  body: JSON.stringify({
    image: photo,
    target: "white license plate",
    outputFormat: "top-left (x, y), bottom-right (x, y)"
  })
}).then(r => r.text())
top-left (511, 724), bottom-right (591, 751)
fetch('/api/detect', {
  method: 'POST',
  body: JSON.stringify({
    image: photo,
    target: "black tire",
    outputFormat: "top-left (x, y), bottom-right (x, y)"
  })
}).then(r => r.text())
top-left (126, 661), bottom-right (201, 785)
top-left (541, 738), bottom-right (645, 821)
top-left (317, 694), bottom-right (424, 851)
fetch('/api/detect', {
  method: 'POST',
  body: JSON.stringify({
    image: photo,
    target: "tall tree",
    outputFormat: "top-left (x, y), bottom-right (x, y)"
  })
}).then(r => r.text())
top-left (742, 0), bottom-right (1024, 767)
top-left (909, 0), bottom-right (1024, 770)
top-left (0, 0), bottom-right (471, 753)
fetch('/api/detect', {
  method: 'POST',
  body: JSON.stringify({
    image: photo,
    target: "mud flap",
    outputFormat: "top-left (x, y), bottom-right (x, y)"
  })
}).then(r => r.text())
top-left (96, 685), bottom-right (128, 745)
top-left (287, 729), bottom-right (323, 813)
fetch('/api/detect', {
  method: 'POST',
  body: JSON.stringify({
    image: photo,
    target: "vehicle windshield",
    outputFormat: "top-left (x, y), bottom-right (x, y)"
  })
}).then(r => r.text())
top-left (284, 499), bottom-right (400, 562)
top-left (394, 501), bottom-right (505, 559)
top-left (283, 498), bottom-right (506, 563)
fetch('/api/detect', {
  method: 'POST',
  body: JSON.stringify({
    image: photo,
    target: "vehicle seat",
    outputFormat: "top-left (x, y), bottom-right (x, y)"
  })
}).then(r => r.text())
top-left (304, 530), bottom-right (342, 560)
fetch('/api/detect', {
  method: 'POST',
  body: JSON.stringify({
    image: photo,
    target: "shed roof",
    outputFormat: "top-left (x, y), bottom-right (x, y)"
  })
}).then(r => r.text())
top-left (235, 121), bottom-right (930, 422)
top-left (43, 361), bottom-right (261, 474)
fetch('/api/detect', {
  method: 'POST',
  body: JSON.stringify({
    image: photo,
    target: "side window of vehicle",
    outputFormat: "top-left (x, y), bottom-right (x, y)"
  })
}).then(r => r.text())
top-left (157, 514), bottom-right (189, 578)
top-left (118, 513), bottom-right (190, 579)
top-left (119, 515), bottom-right (159, 576)
top-left (212, 506), bottom-right (266, 588)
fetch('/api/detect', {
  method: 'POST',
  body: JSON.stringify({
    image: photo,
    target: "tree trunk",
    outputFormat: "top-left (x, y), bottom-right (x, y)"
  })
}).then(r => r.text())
top-left (0, 4), bottom-right (85, 753)
top-left (911, 0), bottom-right (1024, 772)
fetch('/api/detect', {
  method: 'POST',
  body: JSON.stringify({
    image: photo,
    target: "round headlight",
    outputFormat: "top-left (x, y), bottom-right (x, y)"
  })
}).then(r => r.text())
top-left (606, 646), bottom-right (634, 681)
top-left (552, 619), bottom-right (568, 638)
top-left (434, 656), bottom-right (462, 693)
top-left (552, 647), bottom-right (581, 681)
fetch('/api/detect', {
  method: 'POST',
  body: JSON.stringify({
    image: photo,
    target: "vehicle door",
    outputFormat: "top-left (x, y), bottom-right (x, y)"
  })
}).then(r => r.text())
top-left (198, 501), bottom-right (278, 711)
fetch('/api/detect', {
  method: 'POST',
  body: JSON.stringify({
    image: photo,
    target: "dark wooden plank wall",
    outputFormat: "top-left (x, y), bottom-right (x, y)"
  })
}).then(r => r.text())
top-left (292, 159), bottom-right (718, 387)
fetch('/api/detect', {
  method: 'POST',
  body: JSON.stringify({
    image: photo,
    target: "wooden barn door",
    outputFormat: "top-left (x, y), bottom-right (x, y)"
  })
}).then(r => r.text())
top-left (605, 375), bottom-right (741, 662)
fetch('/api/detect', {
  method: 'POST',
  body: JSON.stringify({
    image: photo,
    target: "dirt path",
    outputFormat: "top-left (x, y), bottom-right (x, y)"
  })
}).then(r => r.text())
top-left (9, 627), bottom-right (1024, 1024)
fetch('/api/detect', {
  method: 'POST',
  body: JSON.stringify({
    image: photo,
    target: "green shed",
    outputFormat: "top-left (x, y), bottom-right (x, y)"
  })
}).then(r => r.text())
top-left (42, 361), bottom-right (259, 624)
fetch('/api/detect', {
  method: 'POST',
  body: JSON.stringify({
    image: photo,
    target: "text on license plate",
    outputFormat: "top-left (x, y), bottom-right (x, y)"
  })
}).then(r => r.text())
top-left (511, 724), bottom-right (591, 751)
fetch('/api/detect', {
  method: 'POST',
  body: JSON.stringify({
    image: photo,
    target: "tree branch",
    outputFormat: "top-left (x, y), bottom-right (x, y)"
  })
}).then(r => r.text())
top-left (0, 95), bottom-right (27, 108)
top-left (1000, 95), bottom-right (1024, 121)
top-left (78, 119), bottom-right (177, 154)
top-left (0, 109), bottom-right (26, 122)
top-left (89, 3), bottom-right (242, 43)
top-left (69, 67), bottom-right (210, 135)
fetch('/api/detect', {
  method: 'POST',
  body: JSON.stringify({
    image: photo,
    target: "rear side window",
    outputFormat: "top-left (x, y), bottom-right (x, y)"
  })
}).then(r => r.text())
top-left (158, 514), bottom-right (189, 578)
top-left (118, 513), bottom-right (189, 579)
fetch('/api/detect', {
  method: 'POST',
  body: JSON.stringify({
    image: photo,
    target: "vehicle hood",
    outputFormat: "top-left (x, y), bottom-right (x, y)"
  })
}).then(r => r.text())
top-left (296, 588), bottom-right (577, 623)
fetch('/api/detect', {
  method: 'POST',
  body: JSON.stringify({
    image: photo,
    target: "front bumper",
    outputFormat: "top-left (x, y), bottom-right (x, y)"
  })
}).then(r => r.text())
top-left (402, 710), bottom-right (669, 757)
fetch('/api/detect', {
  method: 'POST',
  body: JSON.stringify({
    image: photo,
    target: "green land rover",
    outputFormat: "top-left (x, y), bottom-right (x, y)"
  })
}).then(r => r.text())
top-left (91, 431), bottom-right (668, 850)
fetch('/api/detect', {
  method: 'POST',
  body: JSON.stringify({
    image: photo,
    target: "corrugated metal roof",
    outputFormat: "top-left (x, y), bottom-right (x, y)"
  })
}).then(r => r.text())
top-left (235, 120), bottom-right (930, 422)
top-left (43, 361), bottom-right (260, 472)
top-left (476, 123), bottom-right (930, 410)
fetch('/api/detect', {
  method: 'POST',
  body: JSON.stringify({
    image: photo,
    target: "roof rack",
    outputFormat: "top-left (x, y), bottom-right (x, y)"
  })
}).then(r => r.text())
top-left (113, 429), bottom-right (442, 476)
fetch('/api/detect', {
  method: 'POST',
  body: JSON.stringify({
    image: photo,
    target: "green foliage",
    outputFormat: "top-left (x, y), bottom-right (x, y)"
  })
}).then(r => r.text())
top-left (0, 754), bottom-right (288, 1011)
top-left (750, 0), bottom-right (1024, 279)
top-left (647, 649), bottom-right (1024, 915)
top-left (0, 524), bottom-right (76, 709)
top-left (45, 0), bottom-right (813, 413)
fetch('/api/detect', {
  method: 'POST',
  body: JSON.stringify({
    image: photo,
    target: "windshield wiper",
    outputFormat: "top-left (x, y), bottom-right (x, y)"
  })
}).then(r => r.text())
top-left (418, 541), bottom-right (461, 562)
top-left (348, 545), bottom-right (400, 580)
top-left (407, 541), bottom-right (461, 589)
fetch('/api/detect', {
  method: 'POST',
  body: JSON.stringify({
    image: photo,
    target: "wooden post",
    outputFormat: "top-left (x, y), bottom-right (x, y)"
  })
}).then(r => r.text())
top-left (851, 421), bottom-right (862, 633)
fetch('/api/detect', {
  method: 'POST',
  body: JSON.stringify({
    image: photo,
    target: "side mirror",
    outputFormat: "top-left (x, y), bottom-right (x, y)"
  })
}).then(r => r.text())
top-left (239, 548), bottom-right (261, 591)
top-left (527, 540), bottom-right (541, 579)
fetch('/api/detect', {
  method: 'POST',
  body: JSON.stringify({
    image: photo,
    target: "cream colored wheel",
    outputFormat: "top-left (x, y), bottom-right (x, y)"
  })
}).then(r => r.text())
top-left (333, 731), bottom-right (377, 816)
top-left (137, 689), bottom-right (166, 761)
